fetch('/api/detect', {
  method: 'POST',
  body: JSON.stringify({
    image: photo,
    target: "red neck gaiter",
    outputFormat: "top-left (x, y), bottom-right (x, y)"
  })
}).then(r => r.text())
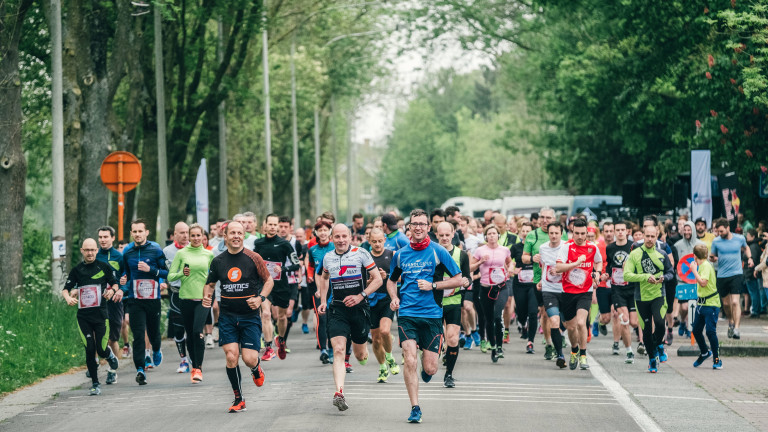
top-left (410, 237), bottom-right (431, 251)
top-left (174, 241), bottom-right (185, 249)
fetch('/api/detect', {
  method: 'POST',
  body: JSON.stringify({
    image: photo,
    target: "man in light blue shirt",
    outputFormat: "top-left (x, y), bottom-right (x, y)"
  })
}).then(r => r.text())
top-left (710, 217), bottom-right (755, 339)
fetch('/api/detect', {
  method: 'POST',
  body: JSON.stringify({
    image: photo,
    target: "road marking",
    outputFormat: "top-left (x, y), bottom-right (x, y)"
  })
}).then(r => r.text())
top-left (588, 354), bottom-right (663, 432)
top-left (348, 396), bottom-right (619, 405)
top-left (635, 394), bottom-right (720, 402)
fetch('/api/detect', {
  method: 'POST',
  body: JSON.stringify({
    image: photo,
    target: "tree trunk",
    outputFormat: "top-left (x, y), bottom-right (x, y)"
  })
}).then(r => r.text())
top-left (136, 114), bottom-right (160, 242)
top-left (0, 0), bottom-right (32, 297)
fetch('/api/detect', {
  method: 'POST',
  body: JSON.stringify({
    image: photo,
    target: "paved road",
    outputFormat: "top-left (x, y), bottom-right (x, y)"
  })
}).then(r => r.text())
top-left (0, 318), bottom-right (762, 432)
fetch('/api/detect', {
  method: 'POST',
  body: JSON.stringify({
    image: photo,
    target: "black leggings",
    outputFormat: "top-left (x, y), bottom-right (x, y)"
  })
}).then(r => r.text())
top-left (180, 299), bottom-right (210, 369)
top-left (126, 299), bottom-right (162, 370)
top-left (310, 282), bottom-right (328, 350)
top-left (77, 315), bottom-right (113, 384)
top-left (636, 296), bottom-right (666, 359)
top-left (170, 292), bottom-right (186, 357)
top-left (472, 279), bottom-right (486, 339)
top-left (479, 284), bottom-right (506, 349)
top-left (514, 283), bottom-right (539, 343)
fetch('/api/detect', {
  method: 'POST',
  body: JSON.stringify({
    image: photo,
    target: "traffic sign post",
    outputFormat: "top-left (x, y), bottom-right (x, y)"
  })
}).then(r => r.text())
top-left (100, 152), bottom-right (142, 241)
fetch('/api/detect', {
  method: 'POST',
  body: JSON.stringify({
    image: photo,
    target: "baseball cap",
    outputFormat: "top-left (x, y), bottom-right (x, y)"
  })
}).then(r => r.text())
top-left (694, 217), bottom-right (707, 225)
top-left (381, 213), bottom-right (398, 231)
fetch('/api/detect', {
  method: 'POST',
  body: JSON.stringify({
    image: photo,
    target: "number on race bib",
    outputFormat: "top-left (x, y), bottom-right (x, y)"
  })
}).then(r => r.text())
top-left (134, 279), bottom-right (160, 299)
top-left (78, 285), bottom-right (102, 309)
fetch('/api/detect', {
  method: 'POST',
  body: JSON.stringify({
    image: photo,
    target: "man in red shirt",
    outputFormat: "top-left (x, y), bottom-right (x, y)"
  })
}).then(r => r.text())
top-left (556, 219), bottom-right (603, 371)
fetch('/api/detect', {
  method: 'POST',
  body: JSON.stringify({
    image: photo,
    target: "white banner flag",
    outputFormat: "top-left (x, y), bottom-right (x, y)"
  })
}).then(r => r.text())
top-left (195, 158), bottom-right (209, 230)
top-left (691, 150), bottom-right (712, 227)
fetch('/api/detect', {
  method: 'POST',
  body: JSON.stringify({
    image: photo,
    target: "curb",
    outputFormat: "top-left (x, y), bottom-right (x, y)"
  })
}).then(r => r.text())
top-left (677, 344), bottom-right (768, 357)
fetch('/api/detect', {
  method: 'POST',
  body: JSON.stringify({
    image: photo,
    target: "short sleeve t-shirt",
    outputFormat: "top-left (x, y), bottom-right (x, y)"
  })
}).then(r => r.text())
top-left (538, 242), bottom-right (564, 293)
top-left (371, 249), bottom-right (394, 294)
top-left (696, 260), bottom-right (721, 307)
top-left (321, 246), bottom-right (376, 303)
top-left (556, 241), bottom-right (602, 294)
top-left (206, 248), bottom-right (271, 316)
top-left (473, 245), bottom-right (511, 286)
top-left (710, 234), bottom-right (747, 278)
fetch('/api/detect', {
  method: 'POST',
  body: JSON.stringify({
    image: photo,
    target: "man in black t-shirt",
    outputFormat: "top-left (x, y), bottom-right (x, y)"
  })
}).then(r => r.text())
top-left (204, 221), bottom-right (274, 413)
top-left (367, 228), bottom-right (399, 383)
top-left (602, 221), bottom-right (637, 363)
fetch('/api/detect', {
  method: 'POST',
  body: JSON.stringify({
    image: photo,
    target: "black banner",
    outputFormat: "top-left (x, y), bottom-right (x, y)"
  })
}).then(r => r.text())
top-left (719, 171), bottom-right (739, 231)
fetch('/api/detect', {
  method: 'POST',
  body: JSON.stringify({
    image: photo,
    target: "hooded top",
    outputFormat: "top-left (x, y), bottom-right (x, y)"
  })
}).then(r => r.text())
top-left (673, 221), bottom-right (704, 283)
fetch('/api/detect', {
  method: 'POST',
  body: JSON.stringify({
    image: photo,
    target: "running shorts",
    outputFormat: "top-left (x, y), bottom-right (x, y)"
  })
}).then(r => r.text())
top-left (289, 283), bottom-right (300, 303)
top-left (443, 304), bottom-right (461, 327)
top-left (218, 312), bottom-right (262, 351)
top-left (596, 287), bottom-right (612, 315)
top-left (561, 292), bottom-right (592, 322)
top-left (268, 286), bottom-right (291, 309)
top-left (106, 301), bottom-right (124, 342)
top-left (534, 289), bottom-right (544, 308)
top-left (327, 303), bottom-right (371, 344)
top-left (664, 280), bottom-right (677, 314)
top-left (717, 274), bottom-right (744, 297)
top-left (398, 316), bottom-right (443, 353)
top-left (612, 289), bottom-right (636, 312)
top-left (369, 297), bottom-right (394, 330)
top-left (542, 292), bottom-right (563, 318)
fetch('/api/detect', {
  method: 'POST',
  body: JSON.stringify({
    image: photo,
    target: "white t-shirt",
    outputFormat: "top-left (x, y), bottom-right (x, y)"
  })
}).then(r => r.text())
top-left (538, 242), bottom-right (564, 293)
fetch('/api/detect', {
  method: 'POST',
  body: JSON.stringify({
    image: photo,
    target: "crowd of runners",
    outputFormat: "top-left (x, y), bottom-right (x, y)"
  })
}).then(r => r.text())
top-left (62, 205), bottom-right (768, 423)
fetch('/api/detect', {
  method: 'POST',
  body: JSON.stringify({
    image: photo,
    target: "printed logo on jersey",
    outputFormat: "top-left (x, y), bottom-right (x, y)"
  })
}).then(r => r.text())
top-left (613, 250), bottom-right (628, 267)
top-left (91, 270), bottom-right (105, 280)
top-left (641, 258), bottom-right (658, 275)
top-left (228, 267), bottom-right (242, 282)
top-left (339, 265), bottom-right (354, 276)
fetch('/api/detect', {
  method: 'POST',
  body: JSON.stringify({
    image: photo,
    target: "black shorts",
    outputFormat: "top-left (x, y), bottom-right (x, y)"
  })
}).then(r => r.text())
top-left (534, 288), bottom-right (544, 307)
top-left (596, 287), bottom-right (612, 315)
top-left (327, 303), bottom-right (370, 344)
top-left (268, 286), bottom-right (291, 309)
top-left (463, 289), bottom-right (474, 303)
top-left (289, 283), bottom-right (300, 302)
top-left (542, 292), bottom-right (563, 318)
top-left (613, 289), bottom-right (636, 312)
top-left (717, 274), bottom-right (744, 297)
top-left (561, 292), bottom-right (593, 322)
top-left (218, 312), bottom-right (262, 351)
top-left (398, 316), bottom-right (443, 353)
top-left (106, 301), bottom-right (124, 342)
top-left (300, 284), bottom-right (313, 310)
top-left (664, 281), bottom-right (677, 314)
top-left (443, 304), bottom-right (461, 326)
top-left (369, 297), bottom-right (394, 329)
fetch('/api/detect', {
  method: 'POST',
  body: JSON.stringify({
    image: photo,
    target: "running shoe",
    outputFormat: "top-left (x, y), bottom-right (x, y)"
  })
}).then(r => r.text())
top-left (526, 341), bottom-right (534, 354)
top-left (443, 374), bottom-right (455, 388)
top-left (678, 324), bottom-right (686, 337)
top-left (121, 346), bottom-right (131, 359)
top-left (463, 337), bottom-right (473, 350)
top-left (228, 399), bottom-right (246, 413)
top-left (587, 331), bottom-right (592, 343)
top-left (544, 344), bottom-right (554, 360)
top-left (302, 323), bottom-right (309, 334)
top-left (556, 355), bottom-right (566, 369)
top-left (276, 337), bottom-right (287, 360)
top-left (359, 356), bottom-right (368, 366)
top-left (637, 343), bottom-right (645, 355)
top-left (251, 363), bottom-right (265, 387)
top-left (496, 347), bottom-right (505, 359)
top-left (86, 369), bottom-right (92, 378)
top-left (387, 357), bottom-right (400, 375)
top-left (320, 350), bottom-right (330, 364)
top-left (459, 334), bottom-right (466, 348)
top-left (421, 370), bottom-right (433, 383)
top-left (408, 405), bottom-right (422, 423)
top-left (106, 371), bottom-right (117, 385)
top-left (135, 368), bottom-right (147, 385)
top-left (591, 322), bottom-right (599, 337)
top-left (471, 331), bottom-right (481, 347)
top-left (579, 355), bottom-right (589, 370)
top-left (328, 350), bottom-right (334, 364)
top-left (665, 329), bottom-right (673, 345)
top-left (693, 350), bottom-right (712, 368)
top-left (345, 362), bottom-right (353, 373)
top-left (261, 347), bottom-right (277, 361)
top-left (657, 345), bottom-right (668, 363)
top-left (144, 354), bottom-right (153, 369)
top-left (568, 352), bottom-right (579, 370)
top-left (685, 329), bottom-right (691, 339)
top-left (89, 383), bottom-right (101, 396)
top-left (625, 351), bottom-right (635, 364)
top-left (713, 357), bottom-right (723, 369)
top-left (152, 350), bottom-right (163, 367)
top-left (177, 358), bottom-right (190, 373)
top-left (599, 323), bottom-right (607, 336)
top-left (191, 368), bottom-right (203, 383)
top-left (378, 367), bottom-right (389, 383)
top-left (520, 328), bottom-right (528, 340)
top-left (648, 358), bottom-right (658, 373)
top-left (205, 334), bottom-right (214, 349)
top-left (503, 330), bottom-right (510, 344)
top-left (107, 354), bottom-right (119, 370)
top-left (612, 342), bottom-right (620, 355)
top-left (732, 329), bottom-right (741, 340)
top-left (727, 324), bottom-right (735, 338)
top-left (333, 391), bottom-right (349, 411)
top-left (480, 340), bottom-right (489, 353)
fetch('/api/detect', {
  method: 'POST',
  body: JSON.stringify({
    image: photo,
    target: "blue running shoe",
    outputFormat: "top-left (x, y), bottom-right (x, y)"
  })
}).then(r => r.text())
top-left (302, 323), bottom-right (309, 334)
top-left (144, 355), bottom-right (153, 369)
top-left (678, 324), bottom-right (685, 337)
top-left (713, 357), bottom-right (723, 369)
top-left (464, 337), bottom-right (473, 350)
top-left (648, 358), bottom-right (658, 373)
top-left (421, 370), bottom-right (432, 383)
top-left (152, 350), bottom-right (163, 367)
top-left (408, 406), bottom-right (422, 423)
top-left (471, 331), bottom-right (481, 347)
top-left (693, 350), bottom-right (712, 367)
top-left (657, 345), bottom-right (668, 363)
top-left (135, 368), bottom-right (147, 385)
top-left (591, 321), bottom-right (599, 337)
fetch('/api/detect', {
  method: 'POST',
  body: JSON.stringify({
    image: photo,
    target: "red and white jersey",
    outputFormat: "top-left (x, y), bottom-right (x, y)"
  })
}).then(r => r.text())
top-left (556, 241), bottom-right (603, 294)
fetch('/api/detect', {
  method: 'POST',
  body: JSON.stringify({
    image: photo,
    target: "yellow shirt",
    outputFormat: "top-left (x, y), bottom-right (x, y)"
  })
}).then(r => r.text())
top-left (697, 232), bottom-right (715, 251)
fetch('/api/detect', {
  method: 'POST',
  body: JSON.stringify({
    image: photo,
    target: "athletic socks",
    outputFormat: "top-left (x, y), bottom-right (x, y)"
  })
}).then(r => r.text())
top-left (226, 366), bottom-right (242, 396)
top-left (579, 348), bottom-right (587, 356)
top-left (385, 352), bottom-right (394, 363)
top-left (445, 345), bottom-right (459, 375)
top-left (265, 341), bottom-right (272, 348)
top-left (551, 329), bottom-right (564, 356)
top-left (250, 362), bottom-right (261, 379)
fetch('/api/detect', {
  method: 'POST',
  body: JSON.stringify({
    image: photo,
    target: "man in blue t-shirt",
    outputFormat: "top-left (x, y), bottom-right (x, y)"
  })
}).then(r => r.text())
top-left (387, 209), bottom-right (462, 424)
top-left (381, 213), bottom-right (409, 251)
top-left (710, 217), bottom-right (755, 339)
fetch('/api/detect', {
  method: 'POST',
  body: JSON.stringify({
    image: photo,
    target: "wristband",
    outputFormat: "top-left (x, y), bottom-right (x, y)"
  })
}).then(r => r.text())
top-left (259, 295), bottom-right (266, 302)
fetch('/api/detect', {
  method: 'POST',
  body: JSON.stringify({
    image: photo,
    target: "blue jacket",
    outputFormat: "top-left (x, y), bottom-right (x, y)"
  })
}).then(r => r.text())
top-left (96, 247), bottom-right (124, 281)
top-left (120, 241), bottom-right (168, 299)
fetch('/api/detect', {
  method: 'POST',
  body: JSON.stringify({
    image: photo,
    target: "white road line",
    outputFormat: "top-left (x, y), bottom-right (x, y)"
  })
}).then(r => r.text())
top-left (345, 392), bottom-right (615, 401)
top-left (634, 394), bottom-right (720, 402)
top-left (349, 397), bottom-right (619, 405)
top-left (587, 354), bottom-right (663, 432)
top-left (344, 380), bottom-right (605, 388)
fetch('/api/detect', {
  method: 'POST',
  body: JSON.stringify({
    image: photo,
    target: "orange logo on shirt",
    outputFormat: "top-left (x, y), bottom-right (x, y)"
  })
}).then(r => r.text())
top-left (228, 267), bottom-right (242, 282)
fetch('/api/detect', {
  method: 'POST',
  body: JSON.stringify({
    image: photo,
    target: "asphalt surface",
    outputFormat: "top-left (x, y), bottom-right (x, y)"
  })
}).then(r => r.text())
top-left (0, 317), bottom-right (760, 432)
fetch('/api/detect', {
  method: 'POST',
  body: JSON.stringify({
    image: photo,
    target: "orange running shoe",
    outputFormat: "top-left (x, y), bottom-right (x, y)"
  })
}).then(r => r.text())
top-left (228, 399), bottom-right (246, 413)
top-left (251, 363), bottom-right (265, 387)
top-left (261, 347), bottom-right (276, 361)
top-left (191, 368), bottom-right (203, 383)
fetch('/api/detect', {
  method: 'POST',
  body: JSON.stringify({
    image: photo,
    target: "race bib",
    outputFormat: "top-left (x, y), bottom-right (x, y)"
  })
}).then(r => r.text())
top-left (265, 261), bottom-right (283, 281)
top-left (78, 285), bottom-right (102, 309)
top-left (611, 268), bottom-right (627, 286)
top-left (133, 279), bottom-right (160, 299)
top-left (287, 272), bottom-right (298, 284)
top-left (566, 267), bottom-right (587, 286)
top-left (489, 267), bottom-right (507, 285)
top-left (544, 265), bottom-right (562, 283)
top-left (518, 269), bottom-right (534, 283)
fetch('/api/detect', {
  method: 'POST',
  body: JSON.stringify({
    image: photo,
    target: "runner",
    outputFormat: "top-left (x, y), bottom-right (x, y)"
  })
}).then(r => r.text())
top-left (113, 219), bottom-right (167, 385)
top-left (493, 213), bottom-right (518, 350)
top-left (538, 223), bottom-right (568, 368)
top-left (460, 217), bottom-right (484, 349)
top-left (96, 226), bottom-right (124, 384)
top-left (387, 209), bottom-right (463, 423)
top-left (471, 224), bottom-right (514, 363)
top-left (367, 228), bottom-right (400, 383)
top-left (167, 223), bottom-right (214, 383)
top-left (381, 213), bottom-right (409, 251)
top-left (710, 217), bottom-right (753, 340)
top-left (512, 222), bottom-right (538, 354)
top-left (307, 220), bottom-right (335, 364)
top-left (623, 225), bottom-right (674, 373)
top-left (690, 244), bottom-right (723, 369)
top-left (253, 214), bottom-right (301, 361)
top-left (555, 219), bottom-right (602, 371)
top-left (673, 220), bottom-right (703, 338)
top-left (603, 220), bottom-right (636, 363)
top-left (203, 220), bottom-right (273, 413)
top-left (295, 227), bottom-right (313, 334)
top-left (317, 224), bottom-right (383, 411)
top-left (163, 222), bottom-right (191, 374)
top-left (62, 238), bottom-right (120, 396)
top-left (435, 222), bottom-right (471, 388)
top-left (278, 216), bottom-right (304, 352)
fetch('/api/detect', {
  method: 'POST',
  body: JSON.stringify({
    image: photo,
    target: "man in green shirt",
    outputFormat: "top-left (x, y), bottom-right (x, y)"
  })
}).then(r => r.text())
top-left (690, 244), bottom-right (723, 369)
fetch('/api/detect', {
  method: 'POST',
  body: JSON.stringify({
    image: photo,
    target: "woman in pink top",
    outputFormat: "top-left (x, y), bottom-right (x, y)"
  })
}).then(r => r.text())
top-left (470, 224), bottom-right (513, 363)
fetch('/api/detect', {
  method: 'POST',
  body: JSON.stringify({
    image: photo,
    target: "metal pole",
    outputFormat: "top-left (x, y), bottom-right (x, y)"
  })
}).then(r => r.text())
top-left (290, 38), bottom-right (300, 225)
top-left (314, 108), bottom-right (321, 216)
top-left (155, 5), bottom-right (170, 239)
top-left (330, 96), bottom-right (338, 217)
top-left (217, 19), bottom-right (228, 219)
top-left (262, 0), bottom-right (273, 213)
top-left (51, 0), bottom-right (66, 297)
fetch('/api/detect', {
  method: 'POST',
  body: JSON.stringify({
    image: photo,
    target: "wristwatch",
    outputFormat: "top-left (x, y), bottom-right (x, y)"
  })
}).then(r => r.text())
top-left (258, 295), bottom-right (266, 302)
top-left (361, 291), bottom-right (368, 299)
top-left (432, 282), bottom-right (437, 290)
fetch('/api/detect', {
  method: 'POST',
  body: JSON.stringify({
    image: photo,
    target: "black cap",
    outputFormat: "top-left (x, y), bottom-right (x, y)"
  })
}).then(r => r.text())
top-left (381, 213), bottom-right (398, 231)
top-left (694, 217), bottom-right (707, 225)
